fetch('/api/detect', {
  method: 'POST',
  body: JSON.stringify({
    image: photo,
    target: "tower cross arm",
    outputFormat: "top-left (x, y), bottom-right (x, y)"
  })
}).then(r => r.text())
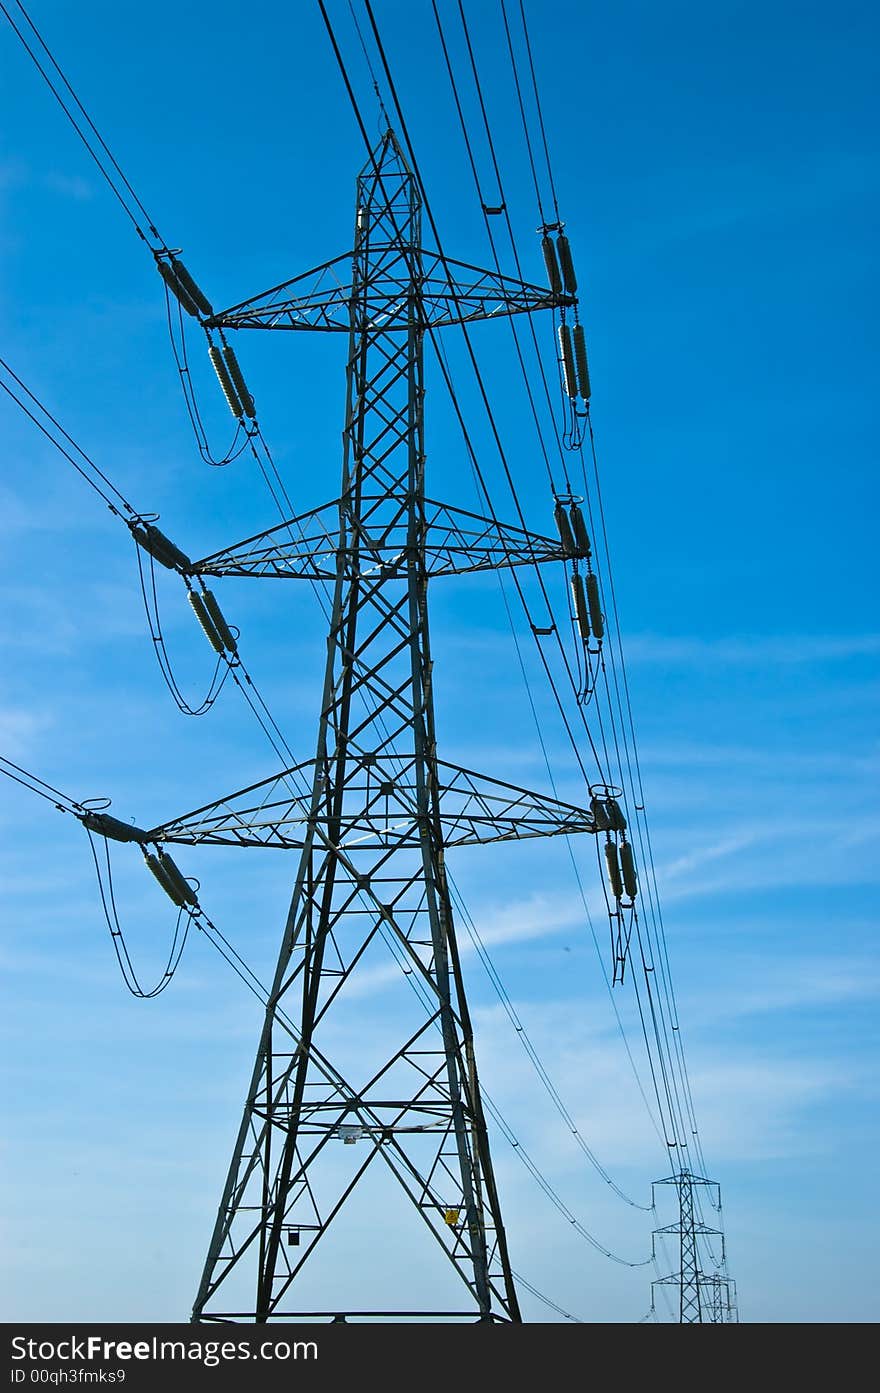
top-left (205, 250), bottom-right (574, 333)
top-left (192, 496), bottom-right (573, 581)
top-left (143, 759), bottom-right (598, 851)
top-left (203, 251), bottom-right (355, 332)
top-left (417, 252), bottom-right (575, 327)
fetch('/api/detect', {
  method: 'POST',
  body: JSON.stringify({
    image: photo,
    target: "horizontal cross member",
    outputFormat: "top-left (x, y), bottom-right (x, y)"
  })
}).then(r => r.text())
top-left (143, 757), bottom-right (597, 851)
top-left (193, 496), bottom-right (567, 580)
top-left (204, 250), bottom-right (573, 333)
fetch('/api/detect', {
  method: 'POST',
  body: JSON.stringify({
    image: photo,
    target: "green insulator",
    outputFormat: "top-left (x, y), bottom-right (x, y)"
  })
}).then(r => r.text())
top-left (157, 850), bottom-right (199, 907)
top-left (558, 323), bottom-right (578, 399)
top-left (571, 573), bottom-right (590, 641)
top-left (156, 258), bottom-right (200, 317)
top-left (554, 501), bottom-right (576, 556)
top-left (605, 796), bottom-right (627, 833)
top-left (132, 522), bottom-right (191, 573)
top-left (556, 233), bottom-right (577, 295)
top-left (590, 795), bottom-right (611, 832)
top-left (208, 344), bottom-right (244, 419)
top-left (586, 571), bottom-right (604, 640)
top-left (188, 589), bottom-right (225, 654)
top-left (620, 840), bottom-right (638, 899)
top-left (573, 323), bottom-right (591, 402)
top-left (569, 503), bottom-right (591, 558)
top-left (202, 588), bottom-right (238, 655)
top-left (144, 851), bottom-right (187, 907)
top-left (167, 258), bottom-right (213, 318)
top-left (604, 840), bottom-right (623, 900)
top-left (222, 345), bottom-right (256, 419)
top-left (541, 234), bottom-right (562, 295)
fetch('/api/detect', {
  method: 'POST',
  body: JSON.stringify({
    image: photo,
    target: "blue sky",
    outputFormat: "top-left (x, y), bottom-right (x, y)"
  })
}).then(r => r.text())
top-left (0, 0), bottom-right (877, 1323)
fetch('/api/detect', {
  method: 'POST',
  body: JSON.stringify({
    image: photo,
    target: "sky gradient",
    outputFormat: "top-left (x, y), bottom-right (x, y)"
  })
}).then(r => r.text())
top-left (0, 0), bottom-right (878, 1322)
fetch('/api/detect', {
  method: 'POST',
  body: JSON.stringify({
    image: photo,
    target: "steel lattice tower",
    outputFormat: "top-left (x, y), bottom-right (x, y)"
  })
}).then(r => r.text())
top-left (153, 130), bottom-right (592, 1323)
top-left (651, 1169), bottom-right (726, 1323)
top-left (706, 1273), bottom-right (737, 1324)
top-left (673, 1170), bottom-right (701, 1324)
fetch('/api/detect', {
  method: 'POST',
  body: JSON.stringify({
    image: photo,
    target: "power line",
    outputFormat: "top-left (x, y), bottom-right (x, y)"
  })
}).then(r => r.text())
top-left (510, 1269), bottom-right (582, 1322)
top-left (509, 0), bottom-right (561, 224)
top-left (424, 3), bottom-right (684, 1160)
top-left (346, 0), bottom-right (391, 130)
top-left (474, 2), bottom-right (712, 1175)
top-left (0, 747), bottom-right (652, 1273)
top-left (496, 14), bottom-right (728, 1262)
top-left (0, 345), bottom-right (651, 1256)
top-left (0, 355), bottom-right (135, 517)
top-left (5, 0), bottom-right (692, 1213)
top-left (361, 15), bottom-right (734, 1289)
top-left (359, 0), bottom-right (692, 1163)
top-left (481, 1090), bottom-right (650, 1267)
top-left (451, 882), bottom-right (651, 1210)
top-left (85, 828), bottom-right (193, 999)
top-left (162, 288), bottom-right (250, 469)
top-left (3, 0), bottom-right (732, 1314)
top-left (320, 0), bottom-right (667, 1200)
top-left (0, 755), bottom-right (83, 814)
top-left (2, 0), bottom-right (706, 1180)
top-left (0, 0), bottom-right (164, 244)
top-left (134, 544), bottom-right (232, 718)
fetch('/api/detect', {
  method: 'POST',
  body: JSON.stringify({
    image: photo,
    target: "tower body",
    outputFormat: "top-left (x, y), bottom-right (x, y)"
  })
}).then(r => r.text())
top-left (676, 1170), bottom-right (702, 1323)
top-left (192, 133), bottom-right (520, 1324)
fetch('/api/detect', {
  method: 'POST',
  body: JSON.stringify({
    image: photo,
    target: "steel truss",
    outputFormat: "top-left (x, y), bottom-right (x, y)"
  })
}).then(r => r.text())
top-left (204, 251), bottom-right (572, 333)
top-left (193, 496), bottom-right (568, 582)
top-left (651, 1170), bottom-right (733, 1323)
top-left (185, 130), bottom-right (579, 1324)
top-left (146, 758), bottom-right (598, 852)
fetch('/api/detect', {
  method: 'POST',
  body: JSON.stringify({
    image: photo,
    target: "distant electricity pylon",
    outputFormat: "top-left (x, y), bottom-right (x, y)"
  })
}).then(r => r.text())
top-left (651, 1169), bottom-right (736, 1322)
top-left (139, 130), bottom-right (601, 1323)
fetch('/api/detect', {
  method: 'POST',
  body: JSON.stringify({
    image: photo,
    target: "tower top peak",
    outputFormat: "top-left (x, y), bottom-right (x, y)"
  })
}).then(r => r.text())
top-left (359, 126), bottom-right (412, 180)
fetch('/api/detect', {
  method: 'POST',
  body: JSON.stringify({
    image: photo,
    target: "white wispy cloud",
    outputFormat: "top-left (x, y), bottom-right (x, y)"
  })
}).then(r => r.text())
top-left (469, 994), bottom-right (872, 1169)
top-left (658, 817), bottom-right (880, 903)
top-left (0, 703), bottom-right (52, 758)
top-left (638, 739), bottom-right (880, 779)
top-left (0, 161), bottom-right (95, 203)
top-left (0, 578), bottom-right (153, 654)
top-left (659, 832), bottom-right (760, 884)
top-left (687, 1055), bottom-right (863, 1162)
top-left (623, 633), bottom-right (880, 666)
top-left (43, 172), bottom-right (93, 201)
top-left (686, 956), bottom-right (880, 1026)
top-left (343, 888), bottom-right (586, 1000)
top-left (0, 485), bottom-right (53, 535)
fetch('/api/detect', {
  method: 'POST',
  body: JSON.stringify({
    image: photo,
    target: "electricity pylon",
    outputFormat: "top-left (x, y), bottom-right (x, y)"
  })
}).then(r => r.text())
top-left (133, 130), bottom-right (600, 1323)
top-left (706, 1272), bottom-right (738, 1324)
top-left (651, 1169), bottom-right (730, 1323)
